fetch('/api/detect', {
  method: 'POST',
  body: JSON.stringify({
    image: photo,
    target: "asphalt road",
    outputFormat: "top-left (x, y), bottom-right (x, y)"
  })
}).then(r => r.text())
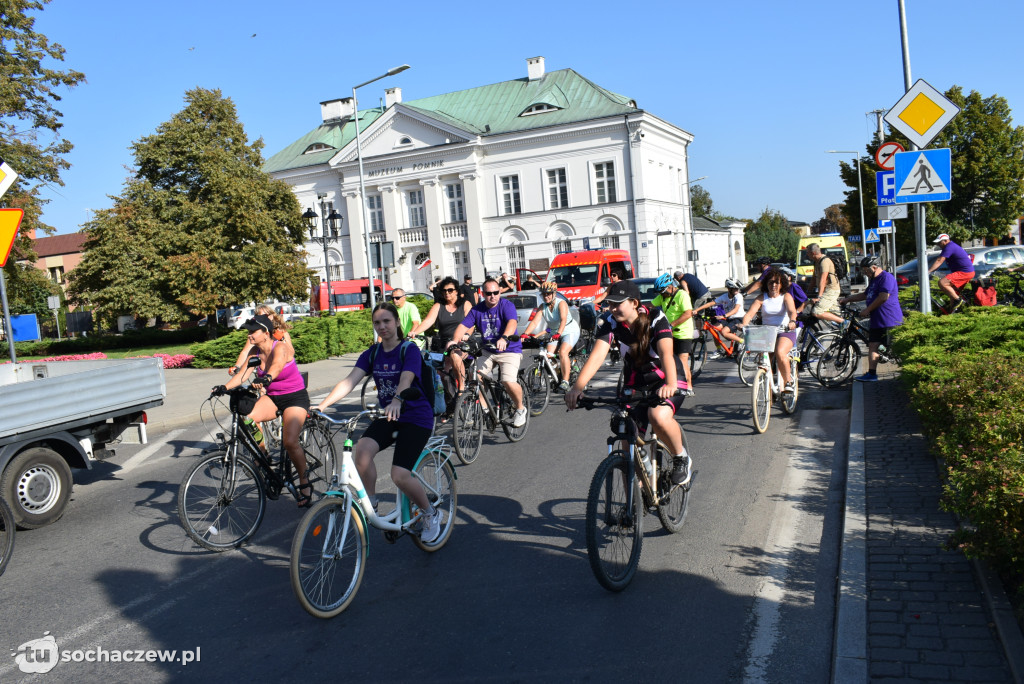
top-left (1, 353), bottom-right (851, 683)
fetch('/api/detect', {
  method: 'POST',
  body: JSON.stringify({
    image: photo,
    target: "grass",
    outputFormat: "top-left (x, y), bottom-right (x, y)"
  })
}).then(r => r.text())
top-left (15, 343), bottom-right (195, 361)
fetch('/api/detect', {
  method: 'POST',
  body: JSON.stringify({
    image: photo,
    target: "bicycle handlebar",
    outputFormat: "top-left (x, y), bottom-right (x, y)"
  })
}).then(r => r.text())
top-left (575, 387), bottom-right (685, 411)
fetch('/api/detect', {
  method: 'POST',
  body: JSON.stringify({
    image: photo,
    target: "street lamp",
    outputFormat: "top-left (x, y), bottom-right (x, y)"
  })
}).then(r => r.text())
top-left (353, 64), bottom-right (411, 316)
top-left (684, 176), bottom-right (707, 276)
top-left (303, 206), bottom-right (343, 315)
top-left (826, 150), bottom-right (868, 257)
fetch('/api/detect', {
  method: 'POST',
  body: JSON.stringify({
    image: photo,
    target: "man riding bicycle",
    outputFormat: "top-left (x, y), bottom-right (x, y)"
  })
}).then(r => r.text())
top-left (447, 276), bottom-right (527, 427)
top-left (928, 233), bottom-right (975, 312)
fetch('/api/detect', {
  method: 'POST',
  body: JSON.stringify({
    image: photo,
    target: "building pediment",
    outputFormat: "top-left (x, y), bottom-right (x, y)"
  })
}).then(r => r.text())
top-left (332, 106), bottom-right (474, 165)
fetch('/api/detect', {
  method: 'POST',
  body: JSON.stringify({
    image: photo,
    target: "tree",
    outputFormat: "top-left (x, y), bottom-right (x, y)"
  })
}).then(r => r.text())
top-left (68, 88), bottom-right (310, 331)
top-left (811, 204), bottom-right (852, 236)
top-left (690, 183), bottom-right (714, 218)
top-left (0, 0), bottom-right (85, 312)
top-left (743, 208), bottom-right (799, 263)
top-left (838, 85), bottom-right (1024, 257)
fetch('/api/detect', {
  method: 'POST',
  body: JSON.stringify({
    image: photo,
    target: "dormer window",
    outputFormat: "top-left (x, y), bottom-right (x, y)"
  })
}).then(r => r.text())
top-left (303, 142), bottom-right (334, 154)
top-left (520, 103), bottom-right (561, 116)
top-left (395, 136), bottom-right (413, 148)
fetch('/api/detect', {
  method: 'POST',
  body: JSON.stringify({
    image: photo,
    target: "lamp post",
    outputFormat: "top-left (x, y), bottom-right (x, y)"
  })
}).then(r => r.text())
top-left (303, 206), bottom-right (343, 315)
top-left (684, 175), bottom-right (707, 276)
top-left (826, 151), bottom-right (868, 257)
top-left (353, 64), bottom-right (411, 316)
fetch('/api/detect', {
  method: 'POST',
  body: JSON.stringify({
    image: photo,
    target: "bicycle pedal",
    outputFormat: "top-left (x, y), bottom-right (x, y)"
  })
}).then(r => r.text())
top-left (383, 530), bottom-right (400, 544)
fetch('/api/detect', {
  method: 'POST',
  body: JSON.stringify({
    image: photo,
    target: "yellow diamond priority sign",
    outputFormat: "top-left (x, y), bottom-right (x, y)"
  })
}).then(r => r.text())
top-left (884, 79), bottom-right (960, 149)
top-left (0, 208), bottom-right (24, 268)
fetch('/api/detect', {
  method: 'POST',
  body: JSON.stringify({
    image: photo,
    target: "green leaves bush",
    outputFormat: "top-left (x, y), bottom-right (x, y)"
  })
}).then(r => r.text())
top-left (1, 326), bottom-right (209, 358)
top-left (893, 307), bottom-right (1024, 577)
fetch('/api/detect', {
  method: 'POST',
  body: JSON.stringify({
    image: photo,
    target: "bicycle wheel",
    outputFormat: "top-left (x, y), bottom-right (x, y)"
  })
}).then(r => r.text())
top-left (815, 339), bottom-right (859, 388)
top-left (585, 452), bottom-right (643, 592)
top-left (410, 450), bottom-right (458, 552)
top-left (260, 416), bottom-right (283, 453)
top-left (501, 377), bottom-right (531, 442)
top-left (802, 331), bottom-right (839, 379)
top-left (752, 368), bottom-right (771, 434)
top-left (299, 422), bottom-right (338, 494)
top-left (178, 449), bottom-right (266, 551)
top-left (0, 498), bottom-right (14, 577)
top-left (359, 377), bottom-right (377, 409)
top-left (451, 391), bottom-right (483, 465)
top-left (690, 333), bottom-right (707, 379)
top-left (738, 351), bottom-right (759, 386)
top-left (523, 361), bottom-right (549, 417)
top-left (781, 358), bottom-right (799, 415)
top-left (290, 498), bottom-right (367, 619)
top-left (654, 442), bottom-right (691, 533)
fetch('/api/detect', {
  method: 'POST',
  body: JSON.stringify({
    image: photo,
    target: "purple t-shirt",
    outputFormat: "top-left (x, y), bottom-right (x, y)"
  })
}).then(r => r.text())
top-left (355, 342), bottom-right (434, 429)
top-left (461, 298), bottom-right (522, 353)
top-left (866, 270), bottom-right (903, 330)
top-left (940, 242), bottom-right (975, 274)
top-left (788, 283), bottom-right (808, 306)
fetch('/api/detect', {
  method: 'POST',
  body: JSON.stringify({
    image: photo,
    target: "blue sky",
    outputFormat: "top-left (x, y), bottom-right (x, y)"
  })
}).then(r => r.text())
top-left (30, 0), bottom-right (1023, 234)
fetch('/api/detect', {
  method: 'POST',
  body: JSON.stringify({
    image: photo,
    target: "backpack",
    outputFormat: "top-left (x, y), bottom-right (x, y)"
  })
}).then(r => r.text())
top-left (826, 255), bottom-right (848, 281)
top-left (369, 341), bottom-right (446, 416)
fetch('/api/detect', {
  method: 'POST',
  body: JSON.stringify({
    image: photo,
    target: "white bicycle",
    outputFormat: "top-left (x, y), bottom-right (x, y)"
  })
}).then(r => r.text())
top-left (745, 325), bottom-right (800, 434)
top-left (290, 407), bottom-right (457, 619)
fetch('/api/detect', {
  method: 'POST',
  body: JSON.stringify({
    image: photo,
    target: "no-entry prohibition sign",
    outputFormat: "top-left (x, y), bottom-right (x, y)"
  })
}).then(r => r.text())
top-left (875, 141), bottom-right (904, 171)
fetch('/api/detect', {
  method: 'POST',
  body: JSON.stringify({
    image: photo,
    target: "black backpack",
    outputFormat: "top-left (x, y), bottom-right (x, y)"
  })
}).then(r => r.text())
top-left (368, 341), bottom-right (446, 416)
top-left (826, 255), bottom-right (848, 281)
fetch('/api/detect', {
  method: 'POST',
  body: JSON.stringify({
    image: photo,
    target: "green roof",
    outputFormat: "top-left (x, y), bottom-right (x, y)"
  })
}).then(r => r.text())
top-left (264, 68), bottom-right (637, 174)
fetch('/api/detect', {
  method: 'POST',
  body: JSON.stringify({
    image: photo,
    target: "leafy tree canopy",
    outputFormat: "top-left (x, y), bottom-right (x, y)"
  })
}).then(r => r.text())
top-left (68, 88), bottom-right (311, 329)
top-left (0, 0), bottom-right (84, 311)
top-left (811, 203), bottom-right (852, 237)
top-left (837, 85), bottom-right (1024, 257)
top-left (743, 208), bottom-right (799, 263)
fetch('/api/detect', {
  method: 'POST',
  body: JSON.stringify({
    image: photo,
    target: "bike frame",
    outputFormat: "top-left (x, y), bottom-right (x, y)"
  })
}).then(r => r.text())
top-left (699, 314), bottom-right (740, 355)
top-left (221, 404), bottom-right (298, 500)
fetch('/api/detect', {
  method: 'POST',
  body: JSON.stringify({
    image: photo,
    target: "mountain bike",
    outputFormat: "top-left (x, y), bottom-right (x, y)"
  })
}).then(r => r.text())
top-left (793, 315), bottom-right (841, 380)
top-left (815, 306), bottom-right (900, 387)
top-left (0, 498), bottom-right (14, 577)
top-left (177, 383), bottom-right (337, 551)
top-left (449, 336), bottom-right (531, 465)
top-left (998, 272), bottom-right (1024, 307)
top-left (577, 387), bottom-right (694, 592)
top-left (745, 325), bottom-right (799, 434)
top-left (290, 408), bottom-right (457, 618)
top-left (521, 333), bottom-right (587, 416)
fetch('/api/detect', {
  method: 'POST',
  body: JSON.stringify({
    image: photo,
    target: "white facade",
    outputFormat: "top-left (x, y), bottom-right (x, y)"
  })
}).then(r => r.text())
top-left (269, 60), bottom-right (739, 294)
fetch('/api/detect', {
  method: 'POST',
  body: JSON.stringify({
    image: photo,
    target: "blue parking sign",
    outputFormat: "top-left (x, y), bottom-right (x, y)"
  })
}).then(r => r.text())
top-left (876, 171), bottom-right (895, 206)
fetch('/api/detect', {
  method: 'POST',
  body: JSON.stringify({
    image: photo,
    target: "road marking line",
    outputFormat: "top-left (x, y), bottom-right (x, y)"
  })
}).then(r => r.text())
top-left (117, 428), bottom-right (185, 475)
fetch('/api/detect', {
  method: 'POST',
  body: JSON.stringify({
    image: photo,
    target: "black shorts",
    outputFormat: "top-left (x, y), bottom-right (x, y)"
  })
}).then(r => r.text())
top-left (630, 394), bottom-right (686, 435)
top-left (673, 338), bottom-right (693, 355)
top-left (268, 388), bottom-right (310, 414)
top-left (868, 326), bottom-right (894, 345)
top-left (361, 419), bottom-right (432, 471)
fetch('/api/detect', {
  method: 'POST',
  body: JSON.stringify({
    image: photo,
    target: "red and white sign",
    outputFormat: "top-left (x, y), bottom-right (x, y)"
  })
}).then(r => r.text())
top-left (875, 141), bottom-right (905, 171)
top-left (416, 258), bottom-right (432, 271)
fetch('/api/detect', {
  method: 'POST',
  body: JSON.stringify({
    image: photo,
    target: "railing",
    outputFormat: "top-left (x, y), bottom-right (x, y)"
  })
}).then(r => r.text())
top-left (369, 231), bottom-right (387, 243)
top-left (398, 228), bottom-right (427, 245)
top-left (442, 222), bottom-right (467, 240)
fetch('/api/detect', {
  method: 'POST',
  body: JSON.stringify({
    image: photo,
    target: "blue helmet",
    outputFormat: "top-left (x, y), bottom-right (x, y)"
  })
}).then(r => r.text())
top-left (654, 273), bottom-right (675, 292)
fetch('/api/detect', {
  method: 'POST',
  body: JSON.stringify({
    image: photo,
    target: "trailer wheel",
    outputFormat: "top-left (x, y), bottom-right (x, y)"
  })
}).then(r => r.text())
top-left (2, 448), bottom-right (73, 530)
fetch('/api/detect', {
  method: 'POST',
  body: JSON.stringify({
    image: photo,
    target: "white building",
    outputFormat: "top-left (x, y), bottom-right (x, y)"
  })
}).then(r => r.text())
top-left (265, 57), bottom-right (744, 295)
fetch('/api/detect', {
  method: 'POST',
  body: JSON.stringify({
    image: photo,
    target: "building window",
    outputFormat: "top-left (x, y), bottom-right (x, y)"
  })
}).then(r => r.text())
top-left (547, 168), bottom-right (568, 209)
top-left (507, 245), bottom-right (526, 272)
top-left (318, 200), bottom-right (339, 236)
top-left (600, 235), bottom-right (620, 250)
top-left (48, 266), bottom-right (65, 284)
top-left (520, 103), bottom-right (561, 116)
top-left (407, 189), bottom-right (425, 228)
top-left (594, 162), bottom-right (617, 204)
top-left (328, 265), bottom-right (344, 280)
top-left (303, 142), bottom-right (334, 154)
top-left (366, 195), bottom-right (384, 232)
top-left (445, 183), bottom-right (465, 222)
top-left (552, 239), bottom-right (572, 255)
top-left (501, 175), bottom-right (521, 215)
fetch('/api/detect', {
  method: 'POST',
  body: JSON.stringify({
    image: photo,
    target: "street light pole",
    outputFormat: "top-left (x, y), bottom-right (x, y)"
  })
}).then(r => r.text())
top-left (826, 151), bottom-right (867, 256)
top-left (303, 207), bottom-right (343, 315)
top-left (353, 64), bottom-right (411, 317)
top-left (684, 175), bottom-right (707, 276)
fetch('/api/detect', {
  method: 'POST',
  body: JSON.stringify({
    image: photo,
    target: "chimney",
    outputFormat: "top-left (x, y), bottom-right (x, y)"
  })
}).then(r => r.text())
top-left (385, 87), bottom-right (402, 108)
top-left (527, 56), bottom-right (545, 81)
top-left (319, 97), bottom-right (355, 123)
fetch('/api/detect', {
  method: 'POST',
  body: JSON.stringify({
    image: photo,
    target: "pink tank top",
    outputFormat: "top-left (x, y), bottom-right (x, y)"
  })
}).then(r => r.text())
top-left (258, 340), bottom-right (305, 395)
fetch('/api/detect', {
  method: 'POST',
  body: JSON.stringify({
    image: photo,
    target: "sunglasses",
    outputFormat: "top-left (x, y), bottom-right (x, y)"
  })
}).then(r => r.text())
top-left (442, 288), bottom-right (457, 293)
top-left (483, 290), bottom-right (501, 296)
top-left (392, 295), bottom-right (405, 300)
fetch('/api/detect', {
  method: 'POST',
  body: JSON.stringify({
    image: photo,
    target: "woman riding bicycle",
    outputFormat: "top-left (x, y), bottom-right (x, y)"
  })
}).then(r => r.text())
top-left (409, 276), bottom-right (473, 391)
top-left (228, 305), bottom-right (292, 377)
top-left (215, 314), bottom-right (312, 506)
top-left (522, 281), bottom-right (582, 392)
top-left (740, 267), bottom-right (798, 394)
top-left (316, 302), bottom-right (443, 543)
top-left (564, 280), bottom-right (692, 486)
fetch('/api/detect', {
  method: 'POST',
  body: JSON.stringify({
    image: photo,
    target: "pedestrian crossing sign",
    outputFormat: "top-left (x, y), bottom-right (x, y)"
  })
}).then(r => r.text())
top-left (865, 228), bottom-right (880, 243)
top-left (893, 148), bottom-right (952, 204)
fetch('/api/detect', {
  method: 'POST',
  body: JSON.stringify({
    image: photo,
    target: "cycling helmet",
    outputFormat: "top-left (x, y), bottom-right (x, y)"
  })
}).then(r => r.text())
top-left (779, 267), bottom-right (798, 279)
top-left (654, 273), bottom-right (675, 292)
top-left (540, 281), bottom-right (558, 294)
top-left (724, 278), bottom-right (742, 290)
top-left (756, 256), bottom-right (772, 265)
top-left (860, 255), bottom-right (880, 269)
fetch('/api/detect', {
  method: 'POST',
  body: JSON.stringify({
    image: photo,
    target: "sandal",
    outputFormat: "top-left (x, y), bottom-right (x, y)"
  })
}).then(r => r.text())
top-left (296, 482), bottom-right (313, 508)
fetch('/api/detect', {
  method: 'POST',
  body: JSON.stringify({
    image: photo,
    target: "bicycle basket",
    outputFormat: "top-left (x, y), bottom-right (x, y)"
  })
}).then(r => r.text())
top-left (743, 325), bottom-right (778, 352)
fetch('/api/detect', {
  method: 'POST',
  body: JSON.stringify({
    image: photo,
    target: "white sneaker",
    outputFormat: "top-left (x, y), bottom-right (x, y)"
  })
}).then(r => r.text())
top-left (707, 351), bottom-right (722, 361)
top-left (420, 507), bottom-right (442, 544)
top-left (512, 407), bottom-right (527, 427)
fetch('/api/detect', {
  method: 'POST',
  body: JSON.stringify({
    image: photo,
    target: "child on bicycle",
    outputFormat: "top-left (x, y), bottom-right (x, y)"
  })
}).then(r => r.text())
top-left (522, 281), bottom-right (582, 392)
top-left (740, 268), bottom-right (798, 394)
top-left (693, 278), bottom-right (745, 358)
top-left (316, 302), bottom-right (443, 543)
top-left (564, 280), bottom-right (692, 486)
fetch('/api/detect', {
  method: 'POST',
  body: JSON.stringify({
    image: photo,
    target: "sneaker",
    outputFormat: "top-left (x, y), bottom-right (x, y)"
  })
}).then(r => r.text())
top-left (671, 455), bottom-right (692, 486)
top-left (950, 298), bottom-right (964, 313)
top-left (420, 507), bottom-right (443, 544)
top-left (512, 407), bottom-right (527, 427)
top-left (782, 380), bottom-right (795, 394)
top-left (557, 380), bottom-right (571, 392)
top-left (707, 351), bottom-right (723, 361)
top-left (839, 320), bottom-right (850, 333)
top-left (855, 371), bottom-right (879, 382)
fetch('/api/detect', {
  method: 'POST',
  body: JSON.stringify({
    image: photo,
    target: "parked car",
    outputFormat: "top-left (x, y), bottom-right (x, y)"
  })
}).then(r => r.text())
top-left (505, 291), bottom-right (580, 336)
top-left (629, 278), bottom-right (660, 306)
top-left (228, 306), bottom-right (256, 329)
top-left (895, 246), bottom-right (1024, 287)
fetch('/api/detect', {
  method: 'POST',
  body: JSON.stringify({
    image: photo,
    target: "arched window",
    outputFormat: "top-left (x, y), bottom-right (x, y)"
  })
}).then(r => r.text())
top-left (594, 216), bottom-right (625, 249)
top-left (547, 222), bottom-right (574, 256)
top-left (395, 136), bottom-right (413, 148)
top-left (303, 142), bottom-right (334, 154)
top-left (520, 103), bottom-right (561, 116)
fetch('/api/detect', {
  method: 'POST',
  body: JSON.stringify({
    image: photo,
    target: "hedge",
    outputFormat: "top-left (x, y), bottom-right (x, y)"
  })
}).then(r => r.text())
top-left (1, 325), bottom-right (210, 358)
top-left (892, 306), bottom-right (1024, 578)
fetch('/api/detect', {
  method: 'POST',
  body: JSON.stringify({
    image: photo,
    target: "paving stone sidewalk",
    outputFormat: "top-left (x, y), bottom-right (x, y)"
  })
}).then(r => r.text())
top-left (860, 368), bottom-right (1015, 682)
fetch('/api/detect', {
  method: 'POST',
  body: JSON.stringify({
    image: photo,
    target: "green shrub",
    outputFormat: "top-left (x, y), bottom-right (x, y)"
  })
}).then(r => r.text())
top-left (189, 330), bottom-right (250, 368)
top-left (2, 326), bottom-right (211, 358)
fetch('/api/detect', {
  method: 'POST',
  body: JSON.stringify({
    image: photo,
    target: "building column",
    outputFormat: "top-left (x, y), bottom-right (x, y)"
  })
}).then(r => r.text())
top-left (421, 176), bottom-right (445, 286)
top-left (342, 190), bottom-right (368, 279)
top-left (378, 183), bottom-right (408, 289)
top-left (460, 172), bottom-right (485, 281)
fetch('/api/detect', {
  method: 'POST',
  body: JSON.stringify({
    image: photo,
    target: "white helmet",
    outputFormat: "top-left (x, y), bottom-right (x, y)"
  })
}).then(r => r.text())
top-left (724, 278), bottom-right (741, 290)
